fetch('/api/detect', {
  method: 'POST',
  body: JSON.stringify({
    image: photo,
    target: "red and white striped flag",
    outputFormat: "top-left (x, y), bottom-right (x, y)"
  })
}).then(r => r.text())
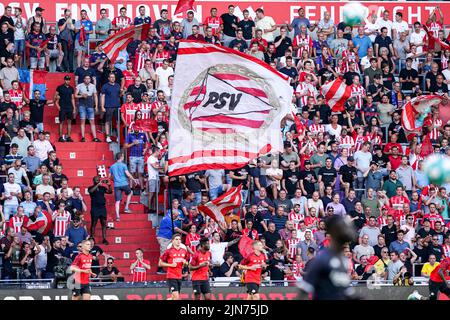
top-left (174, 0), bottom-right (195, 15)
top-left (198, 185), bottom-right (243, 223)
top-left (401, 95), bottom-right (443, 133)
top-left (321, 78), bottom-right (352, 112)
top-left (101, 23), bottom-right (151, 62)
top-left (423, 25), bottom-right (450, 52)
top-left (168, 41), bottom-right (292, 176)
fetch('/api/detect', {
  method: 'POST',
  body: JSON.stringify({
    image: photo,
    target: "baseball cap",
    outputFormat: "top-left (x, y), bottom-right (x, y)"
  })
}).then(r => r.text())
top-left (423, 218), bottom-right (431, 223)
top-left (36, 7), bottom-right (45, 12)
top-left (73, 216), bottom-right (81, 222)
top-left (187, 9), bottom-right (195, 14)
top-left (347, 156), bottom-right (355, 162)
top-left (373, 145), bottom-right (382, 151)
top-left (370, 161), bottom-right (378, 166)
top-left (64, 75), bottom-right (71, 80)
top-left (304, 160), bottom-right (311, 165)
top-left (142, 92), bottom-right (149, 96)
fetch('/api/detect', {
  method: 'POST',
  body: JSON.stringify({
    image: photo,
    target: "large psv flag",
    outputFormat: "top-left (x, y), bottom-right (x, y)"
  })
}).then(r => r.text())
top-left (198, 185), bottom-right (243, 224)
top-left (321, 78), bottom-right (352, 112)
top-left (101, 23), bottom-right (151, 62)
top-left (168, 41), bottom-right (292, 176)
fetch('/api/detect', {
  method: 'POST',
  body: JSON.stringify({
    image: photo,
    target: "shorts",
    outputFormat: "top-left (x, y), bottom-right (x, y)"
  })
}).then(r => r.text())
top-left (209, 185), bottom-right (224, 200)
top-left (46, 49), bottom-right (61, 59)
top-left (129, 156), bottom-right (144, 173)
top-left (429, 280), bottom-right (450, 300)
top-left (192, 280), bottom-right (211, 295)
top-left (91, 206), bottom-right (107, 220)
top-left (167, 278), bottom-right (182, 293)
top-left (114, 185), bottom-right (131, 202)
top-left (148, 178), bottom-right (159, 193)
top-left (104, 108), bottom-right (118, 122)
top-left (59, 109), bottom-right (74, 121)
top-left (75, 41), bottom-right (88, 52)
top-left (30, 56), bottom-right (45, 69)
top-left (246, 282), bottom-right (260, 294)
top-left (78, 105), bottom-right (95, 120)
top-left (72, 284), bottom-right (91, 297)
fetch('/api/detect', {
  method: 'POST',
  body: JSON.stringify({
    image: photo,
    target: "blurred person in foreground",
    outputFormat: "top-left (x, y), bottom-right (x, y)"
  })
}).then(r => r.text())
top-left (297, 215), bottom-right (358, 300)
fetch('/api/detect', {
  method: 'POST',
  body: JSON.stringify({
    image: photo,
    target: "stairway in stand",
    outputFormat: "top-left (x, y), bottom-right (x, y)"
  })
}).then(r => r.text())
top-left (42, 73), bottom-right (164, 281)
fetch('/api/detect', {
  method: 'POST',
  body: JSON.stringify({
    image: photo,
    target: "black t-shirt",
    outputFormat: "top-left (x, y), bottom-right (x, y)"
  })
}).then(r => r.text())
top-left (18, 119), bottom-right (36, 140)
top-left (185, 171), bottom-right (205, 192)
top-left (28, 99), bottom-right (47, 123)
top-left (273, 35), bottom-right (293, 58)
top-left (90, 245), bottom-right (104, 272)
top-left (126, 84), bottom-right (147, 103)
top-left (381, 224), bottom-right (398, 247)
top-left (168, 176), bottom-right (183, 190)
top-left (225, 229), bottom-right (242, 255)
top-left (382, 72), bottom-right (395, 90)
top-left (52, 173), bottom-right (68, 189)
top-left (430, 83), bottom-right (449, 95)
top-left (0, 101), bottom-right (17, 115)
top-left (427, 245), bottom-right (443, 262)
top-left (388, 121), bottom-right (407, 143)
top-left (298, 169), bottom-right (317, 195)
top-left (317, 104), bottom-right (331, 124)
top-left (101, 266), bottom-right (120, 276)
top-left (367, 83), bottom-right (386, 103)
top-left (74, 67), bottom-right (96, 84)
top-left (283, 169), bottom-right (300, 196)
top-left (318, 68), bottom-right (336, 85)
top-left (263, 230), bottom-right (281, 249)
top-left (89, 184), bottom-right (107, 207)
top-left (349, 210), bottom-right (366, 230)
top-left (56, 84), bottom-right (74, 109)
top-left (417, 227), bottom-right (436, 239)
top-left (343, 71), bottom-right (360, 86)
top-left (231, 165), bottom-right (250, 190)
top-left (237, 19), bottom-right (255, 40)
top-left (399, 68), bottom-right (418, 91)
top-left (339, 164), bottom-right (357, 186)
top-left (244, 212), bottom-right (265, 234)
top-left (0, 16), bottom-right (14, 38)
top-left (425, 71), bottom-right (441, 90)
top-left (279, 67), bottom-right (299, 88)
top-left (372, 153), bottom-right (390, 168)
top-left (0, 31), bottom-right (14, 56)
top-left (318, 166), bottom-right (337, 186)
top-left (221, 14), bottom-right (239, 37)
top-left (268, 258), bottom-right (286, 280)
top-left (46, 247), bottom-right (64, 273)
top-left (219, 262), bottom-right (238, 277)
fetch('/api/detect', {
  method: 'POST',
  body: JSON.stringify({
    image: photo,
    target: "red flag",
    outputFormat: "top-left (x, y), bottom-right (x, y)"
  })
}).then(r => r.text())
top-left (420, 134), bottom-right (434, 158)
top-left (37, 38), bottom-right (50, 60)
top-left (79, 25), bottom-right (86, 46)
top-left (101, 23), bottom-right (151, 62)
top-left (132, 118), bottom-right (158, 133)
top-left (238, 235), bottom-right (254, 259)
top-left (174, 0), bottom-right (195, 15)
top-left (198, 185), bottom-right (243, 223)
top-left (321, 78), bottom-right (352, 112)
top-left (423, 25), bottom-right (450, 52)
top-left (291, 111), bottom-right (306, 137)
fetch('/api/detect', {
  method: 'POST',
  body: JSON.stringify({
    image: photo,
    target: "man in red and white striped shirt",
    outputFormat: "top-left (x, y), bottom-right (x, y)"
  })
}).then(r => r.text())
top-left (9, 80), bottom-right (28, 114)
top-left (442, 234), bottom-right (450, 258)
top-left (122, 61), bottom-right (137, 90)
top-left (153, 43), bottom-right (170, 70)
top-left (426, 6), bottom-right (444, 38)
top-left (293, 25), bottom-right (312, 58)
top-left (422, 203), bottom-right (445, 230)
top-left (52, 202), bottom-right (71, 237)
top-left (9, 206), bottom-right (29, 234)
top-left (151, 91), bottom-right (169, 122)
top-left (203, 8), bottom-right (222, 36)
top-left (377, 206), bottom-right (389, 228)
top-left (130, 248), bottom-right (151, 282)
top-left (286, 230), bottom-right (299, 259)
top-left (350, 76), bottom-right (366, 111)
top-left (389, 186), bottom-right (410, 218)
top-left (309, 116), bottom-right (326, 137)
top-left (137, 94), bottom-right (152, 120)
top-left (295, 74), bottom-right (317, 107)
top-left (112, 7), bottom-right (132, 30)
top-left (120, 93), bottom-right (138, 127)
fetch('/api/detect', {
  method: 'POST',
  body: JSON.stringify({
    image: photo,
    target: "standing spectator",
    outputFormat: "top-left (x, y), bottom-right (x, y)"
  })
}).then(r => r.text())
top-left (100, 73), bottom-right (121, 143)
top-left (134, 5), bottom-right (151, 26)
top-left (75, 75), bottom-right (99, 142)
top-left (25, 22), bottom-right (46, 70)
top-left (12, 7), bottom-right (26, 67)
top-left (146, 147), bottom-right (160, 213)
top-left (44, 26), bottom-right (64, 72)
top-left (155, 59), bottom-right (174, 92)
top-left (74, 10), bottom-right (93, 68)
top-left (180, 10), bottom-right (198, 39)
top-left (65, 216), bottom-right (88, 247)
top-left (27, 89), bottom-right (47, 132)
top-left (124, 125), bottom-right (148, 190)
top-left (3, 173), bottom-right (22, 220)
top-left (112, 7), bottom-right (132, 31)
top-left (0, 57), bottom-right (19, 91)
top-left (26, 7), bottom-right (47, 34)
top-left (153, 9), bottom-right (171, 39)
top-left (88, 176), bottom-right (112, 245)
top-left (54, 75), bottom-right (75, 142)
top-left (108, 152), bottom-right (138, 221)
top-left (289, 7), bottom-right (315, 37)
top-left (32, 131), bottom-right (53, 161)
top-left (238, 10), bottom-right (255, 47)
top-left (95, 9), bottom-right (112, 41)
top-left (57, 9), bottom-right (75, 73)
top-left (220, 5), bottom-right (239, 47)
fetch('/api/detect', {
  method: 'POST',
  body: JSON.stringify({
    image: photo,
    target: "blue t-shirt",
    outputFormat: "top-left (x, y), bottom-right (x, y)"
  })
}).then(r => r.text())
top-left (65, 226), bottom-right (88, 246)
top-left (75, 19), bottom-right (93, 41)
top-left (109, 162), bottom-right (129, 187)
top-left (101, 82), bottom-right (121, 108)
top-left (157, 214), bottom-right (174, 239)
top-left (126, 132), bottom-right (147, 157)
top-left (353, 35), bottom-right (372, 58)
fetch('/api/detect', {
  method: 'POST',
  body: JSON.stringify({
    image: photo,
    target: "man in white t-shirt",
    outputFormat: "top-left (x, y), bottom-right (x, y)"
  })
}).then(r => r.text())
top-left (376, 10), bottom-right (393, 38)
top-left (364, 13), bottom-right (380, 43)
top-left (3, 173), bottom-right (22, 220)
top-left (146, 147), bottom-right (160, 213)
top-left (35, 174), bottom-right (56, 200)
top-left (392, 12), bottom-right (409, 40)
top-left (409, 22), bottom-right (426, 54)
top-left (155, 59), bottom-right (174, 91)
top-left (255, 8), bottom-right (277, 43)
top-left (354, 141), bottom-right (372, 193)
top-left (33, 131), bottom-right (54, 161)
top-left (7, 159), bottom-right (30, 191)
top-left (210, 231), bottom-right (241, 277)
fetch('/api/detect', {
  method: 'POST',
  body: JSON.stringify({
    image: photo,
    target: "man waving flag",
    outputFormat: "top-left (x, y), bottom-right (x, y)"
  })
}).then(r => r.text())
top-left (168, 41), bottom-right (292, 176)
top-left (198, 185), bottom-right (243, 224)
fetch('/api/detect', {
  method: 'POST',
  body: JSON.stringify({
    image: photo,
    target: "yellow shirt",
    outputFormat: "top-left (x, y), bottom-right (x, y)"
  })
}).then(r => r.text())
top-left (374, 258), bottom-right (391, 275)
top-left (421, 262), bottom-right (440, 277)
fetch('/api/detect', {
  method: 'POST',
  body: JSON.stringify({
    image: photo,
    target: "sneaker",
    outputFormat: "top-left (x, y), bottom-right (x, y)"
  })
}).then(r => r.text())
top-left (106, 136), bottom-right (112, 143)
top-left (102, 239), bottom-right (109, 245)
top-left (156, 268), bottom-right (166, 275)
top-left (80, 137), bottom-right (86, 142)
top-left (56, 66), bottom-right (63, 72)
top-left (66, 136), bottom-right (74, 142)
top-left (93, 138), bottom-right (101, 142)
top-left (115, 217), bottom-right (120, 222)
top-left (124, 208), bottom-right (133, 214)
top-left (58, 137), bottom-right (65, 142)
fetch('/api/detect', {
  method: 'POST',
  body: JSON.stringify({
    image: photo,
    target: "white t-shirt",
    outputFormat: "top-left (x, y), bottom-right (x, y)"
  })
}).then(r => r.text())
top-left (392, 21), bottom-right (409, 39)
top-left (325, 124), bottom-right (342, 138)
top-left (256, 16), bottom-right (276, 42)
top-left (56, 187), bottom-right (74, 197)
top-left (354, 150), bottom-right (372, 177)
top-left (33, 140), bottom-right (54, 161)
top-left (409, 30), bottom-right (426, 53)
top-left (36, 184), bottom-right (56, 197)
top-left (35, 244), bottom-right (48, 269)
top-left (364, 20), bottom-right (380, 42)
top-left (442, 69), bottom-right (450, 82)
top-left (406, 52), bottom-right (420, 71)
top-left (376, 18), bottom-right (393, 37)
top-left (155, 66), bottom-right (174, 91)
top-left (307, 199), bottom-right (324, 215)
top-left (400, 224), bottom-right (416, 246)
top-left (7, 167), bottom-right (27, 185)
top-left (12, 16), bottom-right (26, 40)
top-left (360, 55), bottom-right (372, 70)
top-left (3, 182), bottom-right (21, 206)
top-left (147, 155), bottom-right (159, 180)
top-left (210, 242), bottom-right (229, 265)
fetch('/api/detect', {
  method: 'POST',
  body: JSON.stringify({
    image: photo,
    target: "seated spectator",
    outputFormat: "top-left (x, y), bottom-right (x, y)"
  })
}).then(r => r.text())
top-left (219, 252), bottom-right (241, 278)
top-left (421, 254), bottom-right (440, 278)
top-left (100, 258), bottom-right (123, 282)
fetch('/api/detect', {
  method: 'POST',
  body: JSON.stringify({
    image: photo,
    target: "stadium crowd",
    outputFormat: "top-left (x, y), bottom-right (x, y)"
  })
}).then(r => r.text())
top-left (0, 3), bottom-right (449, 286)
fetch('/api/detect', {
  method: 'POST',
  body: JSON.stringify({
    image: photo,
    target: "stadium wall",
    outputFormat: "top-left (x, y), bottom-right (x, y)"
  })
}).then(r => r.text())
top-left (0, 286), bottom-right (447, 300)
top-left (0, 1), bottom-right (449, 25)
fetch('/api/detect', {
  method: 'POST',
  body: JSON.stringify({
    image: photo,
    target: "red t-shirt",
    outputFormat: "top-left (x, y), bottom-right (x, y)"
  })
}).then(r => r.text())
top-left (430, 257), bottom-right (450, 283)
top-left (190, 250), bottom-right (211, 281)
top-left (71, 253), bottom-right (92, 285)
top-left (160, 247), bottom-right (188, 279)
top-left (241, 252), bottom-right (266, 285)
top-left (383, 142), bottom-right (403, 154)
top-left (122, 70), bottom-right (137, 88)
top-left (388, 155), bottom-right (402, 171)
top-left (131, 259), bottom-right (150, 282)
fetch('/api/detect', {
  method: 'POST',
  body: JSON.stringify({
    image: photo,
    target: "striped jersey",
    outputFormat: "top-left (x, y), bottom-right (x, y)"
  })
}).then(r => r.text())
top-left (203, 16), bottom-right (223, 35)
top-left (289, 212), bottom-right (305, 230)
top-left (185, 233), bottom-right (200, 254)
top-left (295, 82), bottom-right (317, 107)
top-left (389, 195), bottom-right (410, 217)
top-left (293, 34), bottom-right (313, 58)
top-left (112, 16), bottom-right (132, 30)
top-left (350, 84), bottom-right (365, 110)
top-left (9, 89), bottom-right (24, 109)
top-left (153, 50), bottom-right (170, 69)
top-left (9, 216), bottom-right (29, 234)
top-left (131, 259), bottom-right (150, 282)
top-left (53, 211), bottom-right (71, 237)
top-left (377, 215), bottom-right (388, 228)
top-left (286, 238), bottom-right (299, 259)
top-left (426, 21), bottom-right (443, 38)
top-left (120, 102), bottom-right (139, 126)
top-left (443, 244), bottom-right (450, 258)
